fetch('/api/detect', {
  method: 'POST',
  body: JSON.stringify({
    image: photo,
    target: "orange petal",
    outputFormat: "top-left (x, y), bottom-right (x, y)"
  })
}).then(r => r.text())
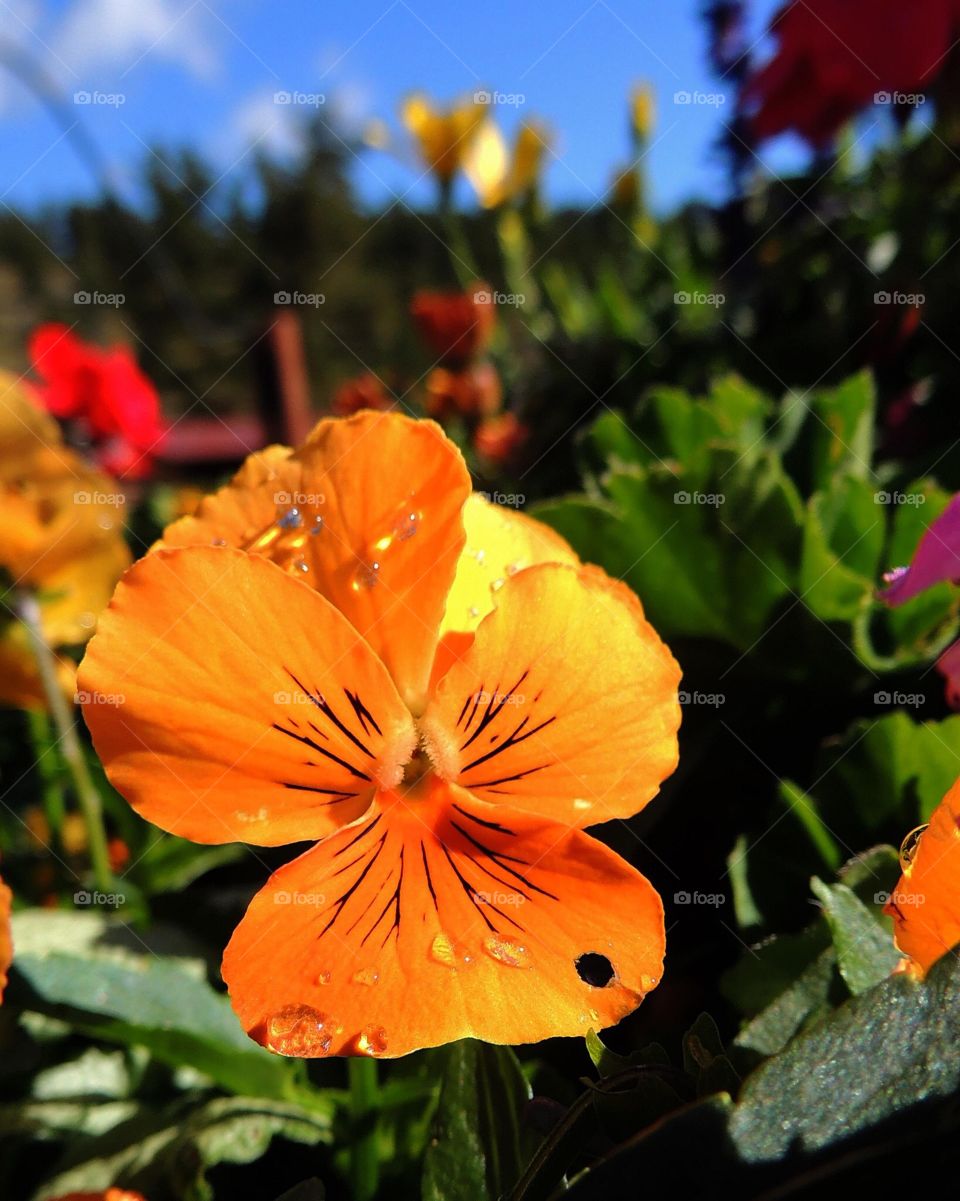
top-left (48, 1192), bottom-right (148, 1201)
top-left (421, 563), bottom-right (681, 826)
top-left (885, 779), bottom-right (960, 975)
top-left (0, 873), bottom-right (11, 1004)
top-left (79, 547), bottom-right (416, 846)
top-left (0, 369), bottom-right (60, 476)
top-left (439, 493), bottom-right (579, 640)
top-left (222, 778), bottom-right (664, 1057)
top-left (159, 413), bottom-right (471, 712)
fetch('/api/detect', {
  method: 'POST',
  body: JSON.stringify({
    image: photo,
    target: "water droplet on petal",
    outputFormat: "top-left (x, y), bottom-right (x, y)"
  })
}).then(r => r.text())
top-left (483, 935), bottom-right (531, 968)
top-left (393, 510), bottom-right (420, 541)
top-left (266, 1003), bottom-right (333, 1056)
top-left (883, 566), bottom-right (909, 585)
top-left (78, 612), bottom-right (96, 630)
top-left (310, 516), bottom-right (324, 535)
top-left (212, 537), bottom-right (227, 547)
top-left (474, 548), bottom-right (486, 565)
top-left (317, 970), bottom-right (332, 985)
top-left (900, 825), bottom-right (928, 869)
top-left (277, 506), bottom-right (303, 530)
top-left (639, 974), bottom-right (659, 992)
top-left (430, 932), bottom-right (475, 970)
top-left (490, 577), bottom-right (505, 593)
top-left (352, 966), bottom-right (380, 986)
top-left (293, 557), bottom-right (309, 574)
top-left (352, 561), bottom-right (380, 590)
top-left (356, 1025), bottom-right (388, 1055)
top-left (506, 561), bottom-right (520, 576)
top-left (97, 515), bottom-right (114, 531)
top-left (468, 605), bottom-right (480, 619)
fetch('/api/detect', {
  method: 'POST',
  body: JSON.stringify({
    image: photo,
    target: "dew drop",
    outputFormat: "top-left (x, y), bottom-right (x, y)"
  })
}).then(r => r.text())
top-left (639, 974), bottom-right (659, 992)
top-left (97, 515), bottom-right (114, 531)
top-left (900, 824), bottom-right (928, 869)
top-left (293, 557), bottom-right (309, 574)
top-left (506, 561), bottom-right (520, 576)
top-left (77, 612), bottom-right (96, 630)
top-left (474, 548), bottom-right (486, 565)
top-left (356, 1025), bottom-right (388, 1056)
top-left (266, 1003), bottom-right (333, 1056)
top-left (317, 970), bottom-right (332, 985)
top-left (468, 605), bottom-right (480, 619)
top-left (352, 561), bottom-right (380, 590)
top-left (430, 932), bottom-right (475, 970)
top-left (277, 506), bottom-right (303, 530)
top-left (310, 516), bottom-right (324, 536)
top-left (490, 577), bottom-right (505, 593)
top-left (393, 510), bottom-right (421, 541)
top-left (483, 935), bottom-right (531, 968)
top-left (211, 537), bottom-right (227, 547)
top-left (352, 966), bottom-right (380, 986)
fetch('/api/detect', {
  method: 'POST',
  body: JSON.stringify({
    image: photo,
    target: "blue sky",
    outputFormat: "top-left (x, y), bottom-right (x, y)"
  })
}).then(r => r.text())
top-left (0, 0), bottom-right (806, 216)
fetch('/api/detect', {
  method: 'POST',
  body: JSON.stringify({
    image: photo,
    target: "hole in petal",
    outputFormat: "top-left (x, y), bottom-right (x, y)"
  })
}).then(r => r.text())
top-left (575, 952), bottom-right (615, 988)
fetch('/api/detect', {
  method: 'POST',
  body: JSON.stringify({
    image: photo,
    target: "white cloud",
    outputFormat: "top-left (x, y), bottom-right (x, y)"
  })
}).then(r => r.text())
top-left (225, 88), bottom-right (306, 161)
top-left (54, 0), bottom-right (219, 81)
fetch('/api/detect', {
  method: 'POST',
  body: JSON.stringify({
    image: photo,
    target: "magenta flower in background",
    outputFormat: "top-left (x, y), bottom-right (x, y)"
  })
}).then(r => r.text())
top-left (880, 494), bottom-right (960, 706)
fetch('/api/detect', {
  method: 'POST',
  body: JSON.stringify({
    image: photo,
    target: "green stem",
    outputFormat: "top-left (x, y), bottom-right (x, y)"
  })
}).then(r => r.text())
top-left (349, 1057), bottom-right (380, 1201)
top-left (27, 707), bottom-right (66, 839)
top-left (17, 590), bottom-right (113, 893)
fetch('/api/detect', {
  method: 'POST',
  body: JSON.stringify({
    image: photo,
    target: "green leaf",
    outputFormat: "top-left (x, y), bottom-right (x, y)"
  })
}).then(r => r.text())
top-left (810, 878), bottom-right (901, 994)
top-left (8, 910), bottom-right (299, 1102)
top-left (33, 1096), bottom-right (331, 1201)
top-left (814, 712), bottom-right (960, 830)
top-left (733, 949), bottom-right (839, 1060)
top-left (807, 371), bottom-right (876, 490)
top-left (585, 1029), bottom-right (629, 1076)
top-left (130, 834), bottom-right (245, 895)
top-left (729, 950), bottom-right (960, 1160)
top-left (422, 1040), bottom-right (532, 1201)
top-left (800, 475), bottom-right (884, 621)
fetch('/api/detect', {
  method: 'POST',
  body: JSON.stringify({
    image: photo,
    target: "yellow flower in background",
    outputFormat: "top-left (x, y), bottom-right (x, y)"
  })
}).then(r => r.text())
top-left (0, 370), bottom-right (130, 709)
top-left (401, 92), bottom-right (485, 183)
top-left (463, 119), bottom-right (551, 208)
top-left (631, 82), bottom-right (656, 143)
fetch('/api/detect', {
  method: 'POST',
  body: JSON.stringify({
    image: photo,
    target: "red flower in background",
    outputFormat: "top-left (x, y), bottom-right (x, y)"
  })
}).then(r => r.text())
top-left (331, 372), bottom-right (394, 416)
top-left (741, 0), bottom-right (959, 146)
top-left (474, 410), bottom-right (529, 465)
top-left (29, 325), bottom-right (166, 480)
top-left (410, 283), bottom-right (496, 366)
top-left (424, 361), bottom-right (502, 421)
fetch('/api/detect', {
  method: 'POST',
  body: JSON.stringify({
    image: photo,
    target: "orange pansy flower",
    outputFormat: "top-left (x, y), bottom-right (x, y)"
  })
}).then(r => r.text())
top-left (884, 778), bottom-right (960, 976)
top-left (0, 873), bottom-right (11, 1003)
top-left (80, 411), bottom-right (681, 1057)
top-left (0, 371), bottom-right (129, 708)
